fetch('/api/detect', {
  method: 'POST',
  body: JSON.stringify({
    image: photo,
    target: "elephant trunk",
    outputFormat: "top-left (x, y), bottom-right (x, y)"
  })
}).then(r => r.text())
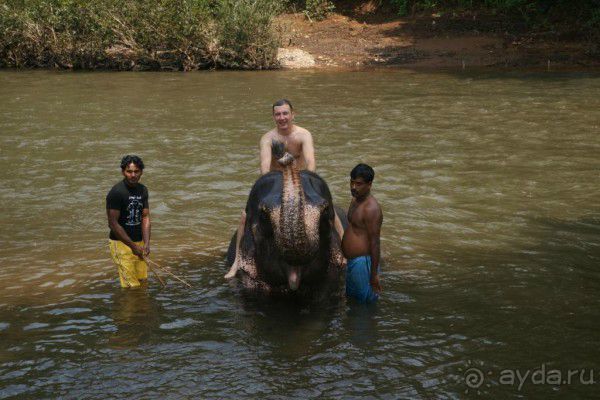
top-left (278, 164), bottom-right (312, 263)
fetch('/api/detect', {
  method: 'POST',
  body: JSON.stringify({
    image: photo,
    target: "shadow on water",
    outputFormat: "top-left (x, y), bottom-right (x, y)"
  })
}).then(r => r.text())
top-left (531, 216), bottom-right (600, 261)
top-left (422, 214), bottom-right (600, 397)
top-left (232, 288), bottom-right (346, 358)
top-left (343, 300), bottom-right (380, 350)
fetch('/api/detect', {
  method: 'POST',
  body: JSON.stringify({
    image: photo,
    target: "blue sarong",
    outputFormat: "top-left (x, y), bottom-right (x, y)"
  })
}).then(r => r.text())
top-left (346, 255), bottom-right (379, 303)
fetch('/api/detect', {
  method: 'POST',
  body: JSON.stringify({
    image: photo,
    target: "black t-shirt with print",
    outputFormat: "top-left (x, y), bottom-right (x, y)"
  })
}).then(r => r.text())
top-left (106, 180), bottom-right (149, 242)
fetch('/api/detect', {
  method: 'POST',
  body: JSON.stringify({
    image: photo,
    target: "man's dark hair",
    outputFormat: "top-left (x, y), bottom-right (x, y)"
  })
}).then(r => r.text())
top-left (120, 155), bottom-right (144, 170)
top-left (272, 99), bottom-right (293, 112)
top-left (350, 163), bottom-right (374, 183)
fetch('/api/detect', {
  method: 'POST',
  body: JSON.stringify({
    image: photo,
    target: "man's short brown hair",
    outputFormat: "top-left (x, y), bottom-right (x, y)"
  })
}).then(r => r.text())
top-left (272, 99), bottom-right (293, 112)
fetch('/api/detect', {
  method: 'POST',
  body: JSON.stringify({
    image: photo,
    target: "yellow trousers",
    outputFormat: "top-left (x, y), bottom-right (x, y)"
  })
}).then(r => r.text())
top-left (109, 240), bottom-right (148, 288)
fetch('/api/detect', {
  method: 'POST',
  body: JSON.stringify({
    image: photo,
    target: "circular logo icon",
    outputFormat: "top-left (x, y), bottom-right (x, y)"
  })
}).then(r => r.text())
top-left (464, 367), bottom-right (485, 389)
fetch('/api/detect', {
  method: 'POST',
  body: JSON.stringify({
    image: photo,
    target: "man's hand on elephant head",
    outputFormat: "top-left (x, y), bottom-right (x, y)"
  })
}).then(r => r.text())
top-left (277, 152), bottom-right (295, 167)
top-left (271, 139), bottom-right (286, 159)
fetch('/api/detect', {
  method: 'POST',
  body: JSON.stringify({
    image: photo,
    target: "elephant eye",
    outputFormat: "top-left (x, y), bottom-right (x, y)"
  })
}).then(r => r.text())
top-left (259, 208), bottom-right (268, 222)
top-left (321, 211), bottom-right (330, 225)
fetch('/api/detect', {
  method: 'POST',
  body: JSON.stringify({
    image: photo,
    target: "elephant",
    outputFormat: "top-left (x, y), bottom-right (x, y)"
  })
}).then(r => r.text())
top-left (226, 147), bottom-right (347, 297)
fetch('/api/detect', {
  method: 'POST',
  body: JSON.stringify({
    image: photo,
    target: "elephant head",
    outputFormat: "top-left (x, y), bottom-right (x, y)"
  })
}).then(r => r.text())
top-left (228, 144), bottom-right (345, 294)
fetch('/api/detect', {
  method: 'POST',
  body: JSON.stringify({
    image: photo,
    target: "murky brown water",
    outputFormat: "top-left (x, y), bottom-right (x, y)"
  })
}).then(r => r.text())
top-left (1, 69), bottom-right (599, 398)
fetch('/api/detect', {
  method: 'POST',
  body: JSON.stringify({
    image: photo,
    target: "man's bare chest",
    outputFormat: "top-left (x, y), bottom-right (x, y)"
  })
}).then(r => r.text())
top-left (347, 202), bottom-right (366, 229)
top-left (274, 133), bottom-right (302, 153)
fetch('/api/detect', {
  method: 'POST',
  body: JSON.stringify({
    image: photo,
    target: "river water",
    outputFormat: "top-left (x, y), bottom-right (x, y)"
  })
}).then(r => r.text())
top-left (0, 69), bottom-right (599, 398)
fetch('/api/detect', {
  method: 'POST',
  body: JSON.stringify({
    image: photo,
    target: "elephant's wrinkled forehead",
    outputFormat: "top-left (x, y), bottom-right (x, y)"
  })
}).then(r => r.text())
top-left (259, 198), bottom-right (327, 214)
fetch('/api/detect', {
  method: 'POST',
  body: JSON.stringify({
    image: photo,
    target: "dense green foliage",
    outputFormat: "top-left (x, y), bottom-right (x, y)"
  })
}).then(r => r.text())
top-left (304, 0), bottom-right (335, 20)
top-left (288, 0), bottom-right (335, 21)
top-left (0, 0), bottom-right (282, 70)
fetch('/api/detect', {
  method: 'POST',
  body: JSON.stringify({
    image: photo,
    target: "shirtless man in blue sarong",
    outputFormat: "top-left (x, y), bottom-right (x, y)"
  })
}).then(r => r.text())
top-left (342, 163), bottom-right (383, 303)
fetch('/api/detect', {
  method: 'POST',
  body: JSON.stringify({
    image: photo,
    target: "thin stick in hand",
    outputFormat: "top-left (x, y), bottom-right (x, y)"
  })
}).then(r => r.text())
top-left (145, 257), bottom-right (193, 288)
top-left (147, 262), bottom-right (166, 287)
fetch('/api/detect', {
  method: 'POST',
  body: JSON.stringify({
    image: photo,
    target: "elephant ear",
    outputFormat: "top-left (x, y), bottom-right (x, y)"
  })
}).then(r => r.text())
top-left (271, 139), bottom-right (286, 159)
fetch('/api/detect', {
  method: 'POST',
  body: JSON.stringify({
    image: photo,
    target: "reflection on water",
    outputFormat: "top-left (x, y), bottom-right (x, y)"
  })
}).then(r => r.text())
top-left (344, 302), bottom-right (379, 350)
top-left (109, 286), bottom-right (161, 349)
top-left (0, 69), bottom-right (599, 398)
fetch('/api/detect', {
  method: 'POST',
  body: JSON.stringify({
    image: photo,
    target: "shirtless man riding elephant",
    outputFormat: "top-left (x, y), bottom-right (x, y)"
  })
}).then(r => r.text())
top-left (224, 99), bottom-right (345, 295)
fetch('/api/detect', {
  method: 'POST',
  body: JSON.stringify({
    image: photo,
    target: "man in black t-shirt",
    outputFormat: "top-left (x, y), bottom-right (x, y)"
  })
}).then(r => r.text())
top-left (106, 155), bottom-right (151, 288)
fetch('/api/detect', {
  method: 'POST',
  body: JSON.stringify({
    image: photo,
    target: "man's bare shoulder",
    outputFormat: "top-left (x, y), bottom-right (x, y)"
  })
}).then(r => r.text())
top-left (293, 125), bottom-right (312, 138)
top-left (365, 196), bottom-right (383, 218)
top-left (260, 129), bottom-right (278, 143)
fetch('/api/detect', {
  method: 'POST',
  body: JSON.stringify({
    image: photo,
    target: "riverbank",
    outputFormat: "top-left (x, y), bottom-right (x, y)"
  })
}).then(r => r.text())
top-left (275, 8), bottom-right (600, 70)
top-left (1, 0), bottom-right (598, 71)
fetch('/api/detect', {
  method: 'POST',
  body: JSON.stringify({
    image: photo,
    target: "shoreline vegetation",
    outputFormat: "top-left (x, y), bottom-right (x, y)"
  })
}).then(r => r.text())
top-left (0, 0), bottom-right (282, 70)
top-left (1, 0), bottom-right (599, 71)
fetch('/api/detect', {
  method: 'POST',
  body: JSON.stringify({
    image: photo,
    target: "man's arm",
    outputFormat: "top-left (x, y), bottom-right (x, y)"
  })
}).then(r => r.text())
top-left (141, 207), bottom-right (151, 256)
top-left (260, 135), bottom-right (272, 175)
top-left (301, 130), bottom-right (316, 172)
top-left (365, 202), bottom-right (383, 293)
top-left (107, 209), bottom-right (145, 258)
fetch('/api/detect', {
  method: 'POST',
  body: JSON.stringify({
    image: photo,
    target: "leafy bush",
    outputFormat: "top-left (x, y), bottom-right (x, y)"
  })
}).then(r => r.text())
top-left (287, 0), bottom-right (334, 20)
top-left (304, 0), bottom-right (335, 21)
top-left (0, 0), bottom-right (282, 70)
top-left (390, 0), bottom-right (409, 16)
top-left (95, 0), bottom-right (214, 70)
top-left (214, 0), bottom-right (281, 68)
